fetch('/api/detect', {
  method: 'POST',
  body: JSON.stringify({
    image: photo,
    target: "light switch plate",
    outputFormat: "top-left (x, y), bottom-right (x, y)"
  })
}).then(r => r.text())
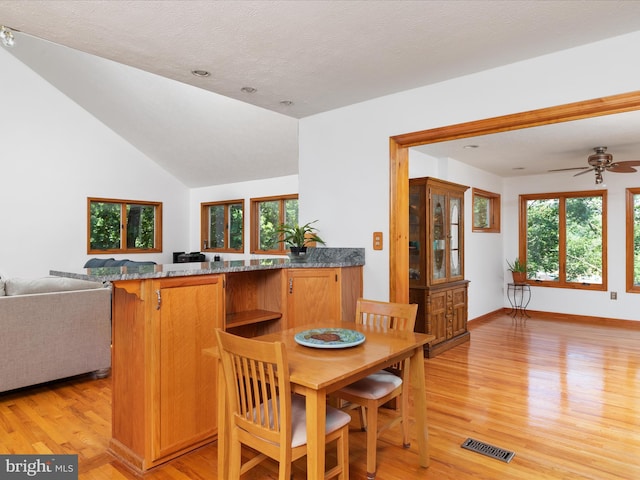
top-left (373, 231), bottom-right (383, 250)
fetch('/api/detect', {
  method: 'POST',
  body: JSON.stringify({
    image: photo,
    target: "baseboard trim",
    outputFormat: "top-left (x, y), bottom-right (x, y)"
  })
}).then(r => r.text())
top-left (468, 309), bottom-right (503, 325)
top-left (470, 308), bottom-right (640, 330)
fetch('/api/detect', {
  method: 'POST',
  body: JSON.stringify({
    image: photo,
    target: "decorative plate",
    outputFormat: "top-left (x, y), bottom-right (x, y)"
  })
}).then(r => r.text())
top-left (294, 328), bottom-right (365, 349)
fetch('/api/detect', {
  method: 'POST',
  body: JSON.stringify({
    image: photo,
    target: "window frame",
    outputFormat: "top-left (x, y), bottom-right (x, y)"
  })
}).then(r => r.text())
top-left (518, 189), bottom-right (607, 291)
top-left (472, 188), bottom-right (501, 233)
top-left (250, 194), bottom-right (299, 254)
top-left (200, 199), bottom-right (245, 253)
top-left (626, 187), bottom-right (640, 293)
top-left (87, 197), bottom-right (163, 254)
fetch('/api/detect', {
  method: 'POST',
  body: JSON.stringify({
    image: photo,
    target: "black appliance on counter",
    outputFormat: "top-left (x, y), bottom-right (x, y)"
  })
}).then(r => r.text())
top-left (173, 251), bottom-right (206, 263)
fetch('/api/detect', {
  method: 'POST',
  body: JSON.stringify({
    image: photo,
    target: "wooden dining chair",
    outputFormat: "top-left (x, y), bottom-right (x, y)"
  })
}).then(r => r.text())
top-left (333, 298), bottom-right (418, 480)
top-left (215, 329), bottom-right (350, 480)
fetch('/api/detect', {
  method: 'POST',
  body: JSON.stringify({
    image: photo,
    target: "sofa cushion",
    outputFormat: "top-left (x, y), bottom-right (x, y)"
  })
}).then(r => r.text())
top-left (123, 260), bottom-right (157, 267)
top-left (84, 258), bottom-right (115, 268)
top-left (4, 277), bottom-right (104, 296)
top-left (84, 258), bottom-right (157, 269)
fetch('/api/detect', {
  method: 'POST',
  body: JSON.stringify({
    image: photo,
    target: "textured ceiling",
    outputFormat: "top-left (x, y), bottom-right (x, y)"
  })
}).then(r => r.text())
top-left (2, 1), bottom-right (640, 186)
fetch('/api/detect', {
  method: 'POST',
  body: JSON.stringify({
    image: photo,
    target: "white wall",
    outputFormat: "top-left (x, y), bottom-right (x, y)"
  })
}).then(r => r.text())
top-left (189, 175), bottom-right (299, 260)
top-left (0, 47), bottom-right (190, 279)
top-left (299, 31), bottom-right (640, 320)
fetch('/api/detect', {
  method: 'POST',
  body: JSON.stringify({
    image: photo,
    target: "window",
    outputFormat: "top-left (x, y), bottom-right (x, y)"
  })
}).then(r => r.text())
top-left (472, 188), bottom-right (501, 233)
top-left (250, 194), bottom-right (298, 254)
top-left (88, 197), bottom-right (162, 254)
top-left (201, 200), bottom-right (244, 252)
top-left (626, 188), bottom-right (640, 293)
top-left (519, 190), bottom-right (607, 290)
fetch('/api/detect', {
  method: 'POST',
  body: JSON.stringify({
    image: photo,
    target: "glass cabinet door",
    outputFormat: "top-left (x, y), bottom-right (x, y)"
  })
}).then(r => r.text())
top-left (449, 195), bottom-right (462, 278)
top-left (409, 184), bottom-right (424, 284)
top-left (431, 192), bottom-right (446, 281)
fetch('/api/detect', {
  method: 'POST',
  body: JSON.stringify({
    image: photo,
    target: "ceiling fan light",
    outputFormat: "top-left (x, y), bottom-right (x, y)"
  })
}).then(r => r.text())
top-left (0, 26), bottom-right (15, 47)
top-left (595, 171), bottom-right (604, 184)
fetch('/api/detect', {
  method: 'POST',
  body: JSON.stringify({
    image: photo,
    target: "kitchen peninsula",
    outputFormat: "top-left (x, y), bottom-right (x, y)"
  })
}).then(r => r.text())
top-left (51, 248), bottom-right (363, 473)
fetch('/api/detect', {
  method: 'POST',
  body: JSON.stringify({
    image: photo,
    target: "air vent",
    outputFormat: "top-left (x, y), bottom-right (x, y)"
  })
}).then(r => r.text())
top-left (461, 437), bottom-right (515, 463)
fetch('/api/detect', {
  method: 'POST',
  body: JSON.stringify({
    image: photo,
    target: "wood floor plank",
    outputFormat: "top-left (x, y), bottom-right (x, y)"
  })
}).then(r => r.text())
top-left (0, 312), bottom-right (638, 479)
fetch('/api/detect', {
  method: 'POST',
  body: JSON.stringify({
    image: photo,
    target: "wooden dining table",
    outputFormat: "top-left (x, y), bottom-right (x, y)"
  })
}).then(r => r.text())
top-left (211, 320), bottom-right (434, 479)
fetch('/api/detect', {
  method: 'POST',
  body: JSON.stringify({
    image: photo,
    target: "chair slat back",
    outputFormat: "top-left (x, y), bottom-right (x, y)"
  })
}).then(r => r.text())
top-left (216, 329), bottom-right (291, 446)
top-left (355, 298), bottom-right (418, 374)
top-left (355, 298), bottom-right (418, 332)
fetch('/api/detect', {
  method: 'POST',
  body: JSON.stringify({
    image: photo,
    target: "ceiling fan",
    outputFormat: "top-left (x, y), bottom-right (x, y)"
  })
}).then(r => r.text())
top-left (549, 146), bottom-right (640, 184)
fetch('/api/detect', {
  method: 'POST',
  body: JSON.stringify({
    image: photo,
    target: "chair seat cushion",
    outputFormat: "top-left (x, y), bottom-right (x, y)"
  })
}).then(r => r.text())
top-left (338, 370), bottom-right (402, 400)
top-left (252, 394), bottom-right (351, 448)
top-left (291, 394), bottom-right (351, 447)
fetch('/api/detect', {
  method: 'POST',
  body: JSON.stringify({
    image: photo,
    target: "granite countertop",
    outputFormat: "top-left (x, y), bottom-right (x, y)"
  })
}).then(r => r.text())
top-left (50, 248), bottom-right (364, 282)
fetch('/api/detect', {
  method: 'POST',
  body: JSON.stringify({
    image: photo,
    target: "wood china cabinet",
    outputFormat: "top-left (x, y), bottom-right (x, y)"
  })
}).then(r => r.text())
top-left (409, 177), bottom-right (470, 358)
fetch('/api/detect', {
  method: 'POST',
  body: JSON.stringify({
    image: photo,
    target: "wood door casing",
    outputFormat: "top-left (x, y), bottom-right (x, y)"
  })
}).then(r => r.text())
top-left (391, 91), bottom-right (640, 303)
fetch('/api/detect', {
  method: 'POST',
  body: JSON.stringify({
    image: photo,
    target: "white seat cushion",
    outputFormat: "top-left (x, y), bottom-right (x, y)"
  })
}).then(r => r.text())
top-left (291, 394), bottom-right (351, 447)
top-left (338, 370), bottom-right (402, 400)
top-left (251, 394), bottom-right (351, 448)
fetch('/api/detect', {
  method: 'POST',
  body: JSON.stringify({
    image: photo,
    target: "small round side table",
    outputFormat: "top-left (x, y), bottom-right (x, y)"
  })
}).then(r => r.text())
top-left (507, 283), bottom-right (531, 317)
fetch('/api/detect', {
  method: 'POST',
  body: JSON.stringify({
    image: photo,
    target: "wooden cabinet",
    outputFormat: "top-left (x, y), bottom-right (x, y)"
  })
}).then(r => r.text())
top-left (107, 264), bottom-right (362, 473)
top-left (409, 177), bottom-right (470, 357)
top-left (109, 274), bottom-right (224, 473)
top-left (410, 281), bottom-right (469, 357)
top-left (284, 266), bottom-right (362, 328)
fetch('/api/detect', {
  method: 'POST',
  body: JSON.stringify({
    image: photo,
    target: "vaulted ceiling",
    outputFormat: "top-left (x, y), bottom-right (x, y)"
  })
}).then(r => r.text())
top-left (2, 1), bottom-right (640, 187)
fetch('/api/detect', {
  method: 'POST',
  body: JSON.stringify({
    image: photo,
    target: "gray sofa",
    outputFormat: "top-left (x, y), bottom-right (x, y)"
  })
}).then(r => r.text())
top-left (0, 276), bottom-right (112, 393)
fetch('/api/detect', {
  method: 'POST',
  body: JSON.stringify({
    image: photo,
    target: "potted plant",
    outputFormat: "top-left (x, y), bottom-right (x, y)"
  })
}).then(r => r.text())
top-left (507, 257), bottom-right (527, 283)
top-left (277, 220), bottom-right (326, 261)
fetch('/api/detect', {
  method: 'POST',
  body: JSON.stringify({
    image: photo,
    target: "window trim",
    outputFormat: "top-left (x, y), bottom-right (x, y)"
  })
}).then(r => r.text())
top-left (518, 189), bottom-right (607, 291)
top-left (87, 197), bottom-right (162, 254)
top-left (472, 188), bottom-right (501, 233)
top-left (250, 194), bottom-right (298, 254)
top-left (200, 199), bottom-right (245, 253)
top-left (626, 188), bottom-right (640, 293)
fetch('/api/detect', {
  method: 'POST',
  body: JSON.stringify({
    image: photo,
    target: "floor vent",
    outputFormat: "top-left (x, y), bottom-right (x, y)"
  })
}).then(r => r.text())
top-left (461, 437), bottom-right (515, 463)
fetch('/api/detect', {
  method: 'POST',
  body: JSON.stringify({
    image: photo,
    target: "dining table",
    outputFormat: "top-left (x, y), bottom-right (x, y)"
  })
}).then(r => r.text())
top-left (211, 320), bottom-right (434, 479)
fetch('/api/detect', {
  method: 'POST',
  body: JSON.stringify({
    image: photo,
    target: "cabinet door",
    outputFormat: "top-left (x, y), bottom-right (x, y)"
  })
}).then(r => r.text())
top-left (426, 290), bottom-right (448, 346)
top-left (409, 183), bottom-right (426, 286)
top-left (429, 188), bottom-right (448, 284)
top-left (448, 191), bottom-right (465, 281)
top-left (450, 285), bottom-right (468, 337)
top-left (286, 268), bottom-right (340, 328)
top-left (153, 275), bottom-right (224, 461)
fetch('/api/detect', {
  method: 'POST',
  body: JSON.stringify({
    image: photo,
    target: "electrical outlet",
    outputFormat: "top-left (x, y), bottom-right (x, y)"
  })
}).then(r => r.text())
top-left (610, 291), bottom-right (617, 300)
top-left (373, 231), bottom-right (383, 250)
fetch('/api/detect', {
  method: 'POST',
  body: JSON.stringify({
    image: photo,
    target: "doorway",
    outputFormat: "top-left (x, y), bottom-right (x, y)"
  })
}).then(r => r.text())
top-left (388, 90), bottom-right (640, 302)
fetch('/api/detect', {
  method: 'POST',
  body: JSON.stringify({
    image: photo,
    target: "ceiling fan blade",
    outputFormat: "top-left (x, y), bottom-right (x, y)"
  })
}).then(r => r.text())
top-left (607, 160), bottom-right (640, 173)
top-left (548, 166), bottom-right (589, 172)
top-left (574, 167), bottom-right (595, 177)
top-left (608, 164), bottom-right (638, 173)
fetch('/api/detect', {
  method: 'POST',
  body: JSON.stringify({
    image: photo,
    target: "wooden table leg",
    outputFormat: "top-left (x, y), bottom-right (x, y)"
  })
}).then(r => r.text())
top-left (217, 359), bottom-right (228, 479)
top-left (410, 347), bottom-right (429, 468)
top-left (303, 387), bottom-right (327, 478)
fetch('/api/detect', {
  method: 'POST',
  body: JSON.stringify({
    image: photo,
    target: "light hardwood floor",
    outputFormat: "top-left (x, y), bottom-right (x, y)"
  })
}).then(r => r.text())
top-left (1, 312), bottom-right (639, 479)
